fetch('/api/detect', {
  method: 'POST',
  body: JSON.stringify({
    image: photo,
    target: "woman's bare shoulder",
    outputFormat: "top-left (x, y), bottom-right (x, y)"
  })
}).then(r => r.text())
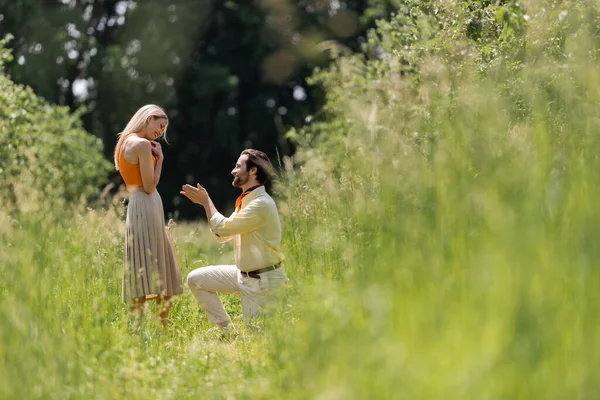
top-left (123, 136), bottom-right (151, 162)
top-left (124, 136), bottom-right (150, 152)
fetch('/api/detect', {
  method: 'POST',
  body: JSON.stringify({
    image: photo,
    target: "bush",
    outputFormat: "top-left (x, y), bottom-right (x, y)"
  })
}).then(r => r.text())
top-left (0, 35), bottom-right (111, 215)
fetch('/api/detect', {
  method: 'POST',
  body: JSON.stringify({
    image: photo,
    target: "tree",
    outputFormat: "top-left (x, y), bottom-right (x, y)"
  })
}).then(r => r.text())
top-left (0, 0), bottom-right (395, 218)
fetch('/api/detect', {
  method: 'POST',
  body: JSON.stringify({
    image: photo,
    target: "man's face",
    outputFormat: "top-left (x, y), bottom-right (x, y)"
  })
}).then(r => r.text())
top-left (231, 155), bottom-right (250, 188)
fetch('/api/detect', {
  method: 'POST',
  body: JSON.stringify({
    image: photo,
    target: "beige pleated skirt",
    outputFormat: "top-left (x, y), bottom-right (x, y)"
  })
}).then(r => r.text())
top-left (122, 189), bottom-right (183, 303)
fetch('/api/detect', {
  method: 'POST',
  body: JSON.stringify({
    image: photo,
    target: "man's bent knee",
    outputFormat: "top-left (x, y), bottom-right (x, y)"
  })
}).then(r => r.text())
top-left (186, 268), bottom-right (205, 289)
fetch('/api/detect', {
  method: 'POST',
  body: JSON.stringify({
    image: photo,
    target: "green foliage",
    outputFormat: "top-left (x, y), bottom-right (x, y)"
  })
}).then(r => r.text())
top-left (3, 0), bottom-right (600, 398)
top-left (271, 0), bottom-right (600, 397)
top-left (0, 36), bottom-right (111, 214)
top-left (0, 0), bottom-right (387, 218)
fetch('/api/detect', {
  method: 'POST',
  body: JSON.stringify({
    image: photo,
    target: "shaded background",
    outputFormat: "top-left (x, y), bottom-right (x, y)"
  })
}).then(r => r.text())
top-left (0, 0), bottom-right (395, 219)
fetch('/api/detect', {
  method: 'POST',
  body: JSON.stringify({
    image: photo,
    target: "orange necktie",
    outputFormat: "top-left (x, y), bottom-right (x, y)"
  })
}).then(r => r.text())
top-left (235, 185), bottom-right (262, 212)
top-left (235, 191), bottom-right (251, 212)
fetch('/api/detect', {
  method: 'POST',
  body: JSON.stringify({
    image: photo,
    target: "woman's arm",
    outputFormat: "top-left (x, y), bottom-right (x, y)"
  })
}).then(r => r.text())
top-left (137, 140), bottom-right (158, 194)
top-left (150, 141), bottom-right (164, 188)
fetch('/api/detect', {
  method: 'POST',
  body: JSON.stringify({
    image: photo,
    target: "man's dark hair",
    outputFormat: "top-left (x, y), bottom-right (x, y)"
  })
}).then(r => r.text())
top-left (241, 149), bottom-right (274, 184)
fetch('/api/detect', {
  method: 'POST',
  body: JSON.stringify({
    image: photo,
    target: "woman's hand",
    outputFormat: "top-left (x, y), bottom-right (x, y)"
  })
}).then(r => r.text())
top-left (150, 141), bottom-right (164, 161)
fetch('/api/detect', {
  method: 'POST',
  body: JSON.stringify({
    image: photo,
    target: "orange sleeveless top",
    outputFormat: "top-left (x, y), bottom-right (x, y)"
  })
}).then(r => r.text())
top-left (118, 135), bottom-right (156, 189)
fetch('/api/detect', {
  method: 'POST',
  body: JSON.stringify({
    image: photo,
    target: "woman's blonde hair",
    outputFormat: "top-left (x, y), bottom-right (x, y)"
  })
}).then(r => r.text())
top-left (113, 104), bottom-right (169, 170)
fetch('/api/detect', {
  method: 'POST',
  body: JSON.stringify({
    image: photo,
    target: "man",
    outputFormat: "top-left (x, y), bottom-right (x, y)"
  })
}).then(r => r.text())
top-left (181, 149), bottom-right (288, 335)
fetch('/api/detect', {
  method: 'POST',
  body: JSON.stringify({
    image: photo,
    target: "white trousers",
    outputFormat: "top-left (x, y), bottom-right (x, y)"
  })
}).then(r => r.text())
top-left (187, 264), bottom-right (288, 325)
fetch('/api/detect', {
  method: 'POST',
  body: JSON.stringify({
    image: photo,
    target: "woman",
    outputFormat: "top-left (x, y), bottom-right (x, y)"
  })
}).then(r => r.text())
top-left (114, 104), bottom-right (183, 328)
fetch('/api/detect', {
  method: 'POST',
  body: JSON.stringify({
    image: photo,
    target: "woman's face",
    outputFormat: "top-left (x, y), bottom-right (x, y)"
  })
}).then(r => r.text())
top-left (144, 116), bottom-right (167, 140)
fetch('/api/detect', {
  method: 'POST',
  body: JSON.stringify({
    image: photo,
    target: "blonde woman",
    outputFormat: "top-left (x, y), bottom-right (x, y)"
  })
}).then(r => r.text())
top-left (114, 104), bottom-right (183, 328)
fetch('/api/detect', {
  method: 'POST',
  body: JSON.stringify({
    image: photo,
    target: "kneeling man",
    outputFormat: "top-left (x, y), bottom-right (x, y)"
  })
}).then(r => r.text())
top-left (181, 149), bottom-right (288, 335)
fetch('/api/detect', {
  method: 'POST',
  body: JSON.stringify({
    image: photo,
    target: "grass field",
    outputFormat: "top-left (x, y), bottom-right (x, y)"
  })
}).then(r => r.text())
top-left (2, 2), bottom-right (600, 398)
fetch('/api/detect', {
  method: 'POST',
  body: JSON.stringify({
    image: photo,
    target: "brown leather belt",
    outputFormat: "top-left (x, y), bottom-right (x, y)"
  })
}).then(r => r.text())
top-left (240, 262), bottom-right (282, 279)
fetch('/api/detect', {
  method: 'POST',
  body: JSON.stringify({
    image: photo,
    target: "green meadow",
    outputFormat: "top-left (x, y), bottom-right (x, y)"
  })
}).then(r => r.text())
top-left (2, 1), bottom-right (600, 398)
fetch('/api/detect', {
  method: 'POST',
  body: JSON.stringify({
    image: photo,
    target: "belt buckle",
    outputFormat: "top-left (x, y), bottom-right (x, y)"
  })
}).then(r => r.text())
top-left (241, 270), bottom-right (260, 279)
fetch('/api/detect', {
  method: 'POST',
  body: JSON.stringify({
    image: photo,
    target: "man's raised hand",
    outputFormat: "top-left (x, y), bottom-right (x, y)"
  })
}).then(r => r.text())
top-left (180, 183), bottom-right (210, 206)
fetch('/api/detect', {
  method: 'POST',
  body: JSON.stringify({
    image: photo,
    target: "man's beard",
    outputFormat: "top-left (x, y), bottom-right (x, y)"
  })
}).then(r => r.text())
top-left (232, 174), bottom-right (249, 188)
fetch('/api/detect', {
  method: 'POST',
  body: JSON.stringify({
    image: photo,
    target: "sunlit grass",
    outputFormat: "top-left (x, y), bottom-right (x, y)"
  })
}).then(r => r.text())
top-left (0, 198), bottom-right (274, 399)
top-left (3, 3), bottom-right (600, 399)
